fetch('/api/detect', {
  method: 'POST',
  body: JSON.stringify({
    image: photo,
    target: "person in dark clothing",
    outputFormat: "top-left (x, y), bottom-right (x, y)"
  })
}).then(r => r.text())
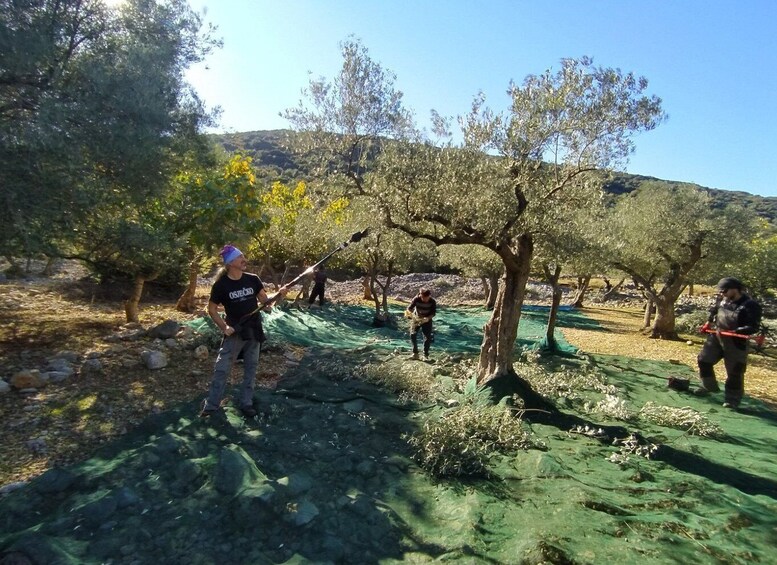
top-left (200, 245), bottom-right (288, 418)
top-left (406, 288), bottom-right (437, 360)
top-left (308, 266), bottom-right (327, 306)
top-left (695, 277), bottom-right (762, 409)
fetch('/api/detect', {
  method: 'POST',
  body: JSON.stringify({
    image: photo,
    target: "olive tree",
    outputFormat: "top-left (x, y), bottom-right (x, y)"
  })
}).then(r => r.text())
top-left (729, 222), bottom-right (777, 300)
top-left (1, 0), bottom-right (218, 265)
top-left (603, 182), bottom-right (756, 339)
top-left (283, 38), bottom-right (419, 313)
top-left (285, 43), bottom-right (664, 396)
top-left (249, 180), bottom-right (352, 296)
top-left (376, 58), bottom-right (665, 390)
top-left (531, 190), bottom-right (607, 349)
top-left (170, 155), bottom-right (268, 312)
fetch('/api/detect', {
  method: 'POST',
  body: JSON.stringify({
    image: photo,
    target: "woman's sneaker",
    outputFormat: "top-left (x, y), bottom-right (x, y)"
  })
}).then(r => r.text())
top-left (199, 401), bottom-right (220, 418)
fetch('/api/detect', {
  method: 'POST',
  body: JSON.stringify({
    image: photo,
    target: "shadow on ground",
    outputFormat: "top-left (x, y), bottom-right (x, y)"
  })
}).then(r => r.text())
top-left (2, 307), bottom-right (777, 564)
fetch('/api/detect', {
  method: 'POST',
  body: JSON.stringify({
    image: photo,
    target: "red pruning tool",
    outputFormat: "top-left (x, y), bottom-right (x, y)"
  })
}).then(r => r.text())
top-left (698, 323), bottom-right (766, 347)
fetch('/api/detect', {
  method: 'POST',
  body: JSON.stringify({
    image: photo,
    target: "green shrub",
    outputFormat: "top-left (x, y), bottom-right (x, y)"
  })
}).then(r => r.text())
top-left (405, 378), bottom-right (533, 477)
top-left (3, 262), bottom-right (25, 279)
top-left (432, 277), bottom-right (453, 289)
top-left (675, 310), bottom-right (709, 334)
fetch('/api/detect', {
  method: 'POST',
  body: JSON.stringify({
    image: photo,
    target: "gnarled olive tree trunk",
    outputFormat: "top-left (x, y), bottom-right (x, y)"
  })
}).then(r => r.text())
top-left (543, 264), bottom-right (563, 350)
top-left (476, 236), bottom-right (554, 410)
top-left (42, 256), bottom-right (58, 277)
top-left (125, 272), bottom-right (158, 323)
top-left (569, 274), bottom-right (591, 307)
top-left (367, 260), bottom-right (394, 325)
top-left (643, 298), bottom-right (655, 328)
top-left (176, 255), bottom-right (202, 313)
top-left (601, 277), bottom-right (625, 302)
top-left (651, 294), bottom-right (680, 339)
top-left (362, 276), bottom-right (373, 300)
top-left (477, 235), bottom-right (532, 382)
top-left (482, 274), bottom-right (500, 310)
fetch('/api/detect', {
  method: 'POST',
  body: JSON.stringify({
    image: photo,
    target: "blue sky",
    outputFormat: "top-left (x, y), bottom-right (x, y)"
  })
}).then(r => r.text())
top-left (185, 0), bottom-right (777, 198)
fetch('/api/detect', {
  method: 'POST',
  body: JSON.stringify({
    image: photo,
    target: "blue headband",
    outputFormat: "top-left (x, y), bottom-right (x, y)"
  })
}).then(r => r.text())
top-left (220, 245), bottom-right (243, 265)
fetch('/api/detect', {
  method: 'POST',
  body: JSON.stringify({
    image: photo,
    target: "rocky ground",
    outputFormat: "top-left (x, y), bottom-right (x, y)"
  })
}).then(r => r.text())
top-left (1, 260), bottom-right (775, 489)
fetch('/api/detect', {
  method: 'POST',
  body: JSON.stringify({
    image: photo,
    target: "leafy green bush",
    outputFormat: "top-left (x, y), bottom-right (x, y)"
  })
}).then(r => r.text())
top-left (432, 277), bottom-right (453, 289)
top-left (675, 310), bottom-right (709, 334)
top-left (359, 360), bottom-right (438, 402)
top-left (405, 378), bottom-right (533, 477)
top-left (2, 262), bottom-right (25, 279)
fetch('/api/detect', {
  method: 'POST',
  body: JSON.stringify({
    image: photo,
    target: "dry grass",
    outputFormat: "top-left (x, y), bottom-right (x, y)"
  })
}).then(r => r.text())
top-left (0, 280), bottom-right (285, 487)
top-left (561, 306), bottom-right (777, 408)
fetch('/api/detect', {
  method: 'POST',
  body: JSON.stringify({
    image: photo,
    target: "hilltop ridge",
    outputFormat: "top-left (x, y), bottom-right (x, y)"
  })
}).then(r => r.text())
top-left (210, 129), bottom-right (777, 222)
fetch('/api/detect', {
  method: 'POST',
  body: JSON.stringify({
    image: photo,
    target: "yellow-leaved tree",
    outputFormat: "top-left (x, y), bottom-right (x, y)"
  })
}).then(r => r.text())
top-left (171, 154), bottom-right (268, 312)
top-left (250, 180), bottom-right (352, 295)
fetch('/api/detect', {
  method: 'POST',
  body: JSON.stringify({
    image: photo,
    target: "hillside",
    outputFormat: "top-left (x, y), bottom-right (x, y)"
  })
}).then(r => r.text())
top-left (210, 129), bottom-right (777, 222)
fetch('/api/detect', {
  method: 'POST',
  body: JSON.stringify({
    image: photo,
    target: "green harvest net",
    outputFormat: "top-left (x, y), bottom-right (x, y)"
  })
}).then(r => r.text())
top-left (3, 305), bottom-right (777, 563)
top-left (249, 303), bottom-right (586, 355)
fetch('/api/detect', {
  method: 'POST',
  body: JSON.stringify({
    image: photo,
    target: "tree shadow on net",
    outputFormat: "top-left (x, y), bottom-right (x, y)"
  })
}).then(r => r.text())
top-left (486, 372), bottom-right (777, 501)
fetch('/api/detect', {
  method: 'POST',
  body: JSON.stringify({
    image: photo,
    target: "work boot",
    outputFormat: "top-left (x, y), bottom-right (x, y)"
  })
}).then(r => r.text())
top-left (240, 405), bottom-right (258, 418)
top-left (694, 377), bottom-right (720, 396)
top-left (723, 393), bottom-right (742, 410)
top-left (410, 352), bottom-right (419, 360)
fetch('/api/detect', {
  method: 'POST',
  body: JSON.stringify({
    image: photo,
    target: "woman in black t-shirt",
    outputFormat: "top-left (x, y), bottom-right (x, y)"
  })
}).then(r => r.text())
top-left (200, 245), bottom-right (287, 418)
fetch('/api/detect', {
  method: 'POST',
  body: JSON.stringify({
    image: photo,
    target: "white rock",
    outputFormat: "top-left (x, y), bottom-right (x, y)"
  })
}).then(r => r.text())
top-left (10, 369), bottom-right (45, 389)
top-left (193, 345), bottom-right (209, 360)
top-left (141, 350), bottom-right (168, 370)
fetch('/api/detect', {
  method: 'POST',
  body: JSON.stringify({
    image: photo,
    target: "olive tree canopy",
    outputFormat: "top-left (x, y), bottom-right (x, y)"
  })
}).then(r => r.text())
top-left (374, 58), bottom-right (665, 389)
top-left (285, 42), bottom-right (665, 399)
top-left (1, 0), bottom-right (219, 262)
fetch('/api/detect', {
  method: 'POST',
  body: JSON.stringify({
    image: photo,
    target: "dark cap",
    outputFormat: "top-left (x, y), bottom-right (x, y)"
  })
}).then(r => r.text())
top-left (717, 277), bottom-right (744, 292)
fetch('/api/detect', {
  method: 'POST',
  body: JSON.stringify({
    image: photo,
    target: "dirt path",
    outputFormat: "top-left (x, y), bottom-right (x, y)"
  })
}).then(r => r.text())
top-left (561, 306), bottom-right (777, 407)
